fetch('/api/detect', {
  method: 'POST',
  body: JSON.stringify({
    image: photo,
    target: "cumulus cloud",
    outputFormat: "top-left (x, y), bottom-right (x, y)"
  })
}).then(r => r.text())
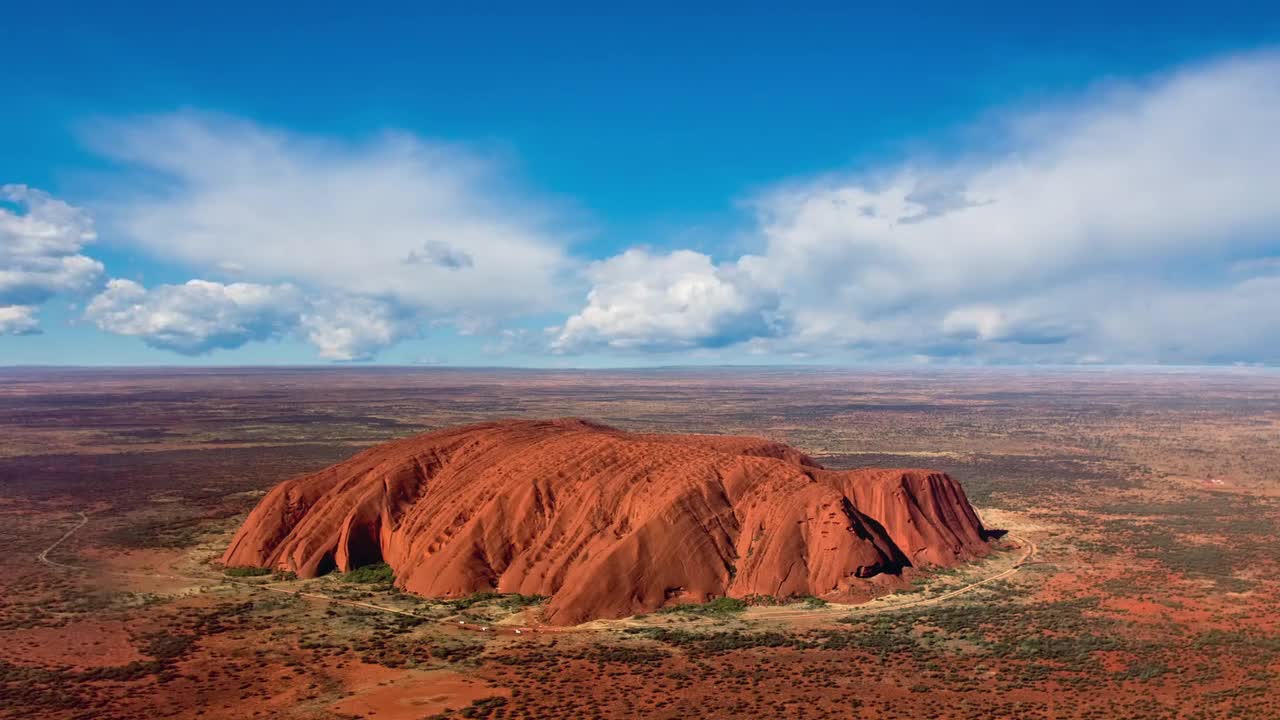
top-left (86, 113), bottom-right (575, 323)
top-left (750, 53), bottom-right (1280, 313)
top-left (553, 249), bottom-right (785, 352)
top-left (45, 113), bottom-right (583, 360)
top-left (300, 296), bottom-right (415, 361)
top-left (15, 51), bottom-right (1280, 365)
top-left (0, 305), bottom-right (40, 335)
top-left (0, 179), bottom-right (428, 360)
top-left (85, 279), bottom-right (304, 354)
top-left (562, 51), bottom-right (1280, 364)
top-left (0, 184), bottom-right (104, 332)
top-left (84, 277), bottom-right (415, 359)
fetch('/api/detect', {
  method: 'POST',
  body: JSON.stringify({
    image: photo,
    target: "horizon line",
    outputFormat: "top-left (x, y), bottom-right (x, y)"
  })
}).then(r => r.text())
top-left (2, 362), bottom-right (1276, 373)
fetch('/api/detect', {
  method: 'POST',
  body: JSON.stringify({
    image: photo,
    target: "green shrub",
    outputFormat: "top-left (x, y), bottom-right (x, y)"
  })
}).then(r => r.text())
top-left (343, 562), bottom-right (395, 584)
top-left (497, 593), bottom-right (547, 609)
top-left (657, 596), bottom-right (748, 616)
top-left (223, 566), bottom-right (272, 577)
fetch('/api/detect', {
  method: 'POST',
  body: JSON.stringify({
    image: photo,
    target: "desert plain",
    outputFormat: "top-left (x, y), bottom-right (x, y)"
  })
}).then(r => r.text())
top-left (2, 366), bottom-right (1278, 719)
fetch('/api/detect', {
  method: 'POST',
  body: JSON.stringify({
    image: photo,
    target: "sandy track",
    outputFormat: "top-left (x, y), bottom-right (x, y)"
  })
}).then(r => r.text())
top-left (845, 533), bottom-right (1038, 615)
top-left (38, 510), bottom-right (1036, 630)
top-left (739, 534), bottom-right (1038, 625)
top-left (36, 510), bottom-right (90, 571)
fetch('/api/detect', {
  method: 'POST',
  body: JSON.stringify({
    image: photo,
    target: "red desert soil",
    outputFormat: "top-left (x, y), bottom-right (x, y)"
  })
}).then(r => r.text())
top-left (0, 619), bottom-right (143, 669)
top-left (329, 665), bottom-right (509, 719)
top-left (223, 419), bottom-right (988, 624)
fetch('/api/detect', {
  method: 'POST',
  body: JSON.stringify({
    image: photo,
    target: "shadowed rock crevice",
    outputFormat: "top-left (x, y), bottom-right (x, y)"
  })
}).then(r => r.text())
top-left (223, 419), bottom-right (989, 624)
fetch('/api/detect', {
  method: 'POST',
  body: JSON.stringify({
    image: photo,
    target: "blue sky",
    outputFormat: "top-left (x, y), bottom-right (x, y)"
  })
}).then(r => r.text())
top-left (3, 3), bottom-right (1280, 366)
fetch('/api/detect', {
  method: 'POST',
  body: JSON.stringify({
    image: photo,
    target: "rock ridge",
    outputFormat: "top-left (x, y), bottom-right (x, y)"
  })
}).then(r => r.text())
top-left (223, 418), bottom-right (988, 624)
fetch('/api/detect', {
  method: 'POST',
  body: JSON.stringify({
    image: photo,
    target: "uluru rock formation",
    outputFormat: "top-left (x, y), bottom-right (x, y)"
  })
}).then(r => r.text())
top-left (223, 419), bottom-right (988, 624)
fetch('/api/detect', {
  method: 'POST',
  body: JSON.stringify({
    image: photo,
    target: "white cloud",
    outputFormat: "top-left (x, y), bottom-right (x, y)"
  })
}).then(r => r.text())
top-left (941, 305), bottom-right (1075, 345)
top-left (1094, 274), bottom-right (1280, 364)
top-left (85, 279), bottom-right (304, 355)
top-left (561, 51), bottom-right (1280, 364)
top-left (0, 178), bottom-right (430, 360)
top-left (0, 305), bottom-right (40, 335)
top-left (553, 249), bottom-right (785, 352)
top-left (0, 184), bottom-right (104, 332)
top-left (750, 53), bottom-right (1280, 312)
top-left (86, 113), bottom-right (576, 324)
top-left (14, 51), bottom-right (1280, 365)
top-left (300, 296), bottom-right (414, 361)
top-left (84, 277), bottom-right (415, 359)
top-left (58, 113), bottom-right (585, 360)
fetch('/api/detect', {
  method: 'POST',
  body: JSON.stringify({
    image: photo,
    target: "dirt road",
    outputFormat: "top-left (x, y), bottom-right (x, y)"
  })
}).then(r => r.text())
top-left (39, 510), bottom-right (1038, 630)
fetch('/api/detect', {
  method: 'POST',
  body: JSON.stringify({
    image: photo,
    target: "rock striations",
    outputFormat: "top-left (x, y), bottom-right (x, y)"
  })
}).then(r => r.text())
top-left (223, 419), bottom-right (988, 624)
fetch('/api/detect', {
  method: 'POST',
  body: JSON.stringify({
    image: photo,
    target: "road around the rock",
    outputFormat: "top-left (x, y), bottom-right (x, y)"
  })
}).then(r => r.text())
top-left (38, 510), bottom-right (1037, 631)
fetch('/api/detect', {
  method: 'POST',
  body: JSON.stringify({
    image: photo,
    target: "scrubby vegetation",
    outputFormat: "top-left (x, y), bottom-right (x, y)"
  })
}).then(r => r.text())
top-left (6, 368), bottom-right (1280, 719)
top-left (342, 562), bottom-right (394, 584)
top-left (656, 597), bottom-right (748, 616)
top-left (224, 565), bottom-right (273, 577)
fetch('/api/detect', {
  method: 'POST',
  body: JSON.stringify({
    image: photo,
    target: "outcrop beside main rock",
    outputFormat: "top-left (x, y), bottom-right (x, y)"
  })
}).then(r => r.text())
top-left (223, 419), bottom-right (988, 624)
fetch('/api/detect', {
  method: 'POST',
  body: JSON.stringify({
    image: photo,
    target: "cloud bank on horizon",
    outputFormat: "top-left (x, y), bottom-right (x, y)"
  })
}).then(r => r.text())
top-left (4, 51), bottom-right (1280, 365)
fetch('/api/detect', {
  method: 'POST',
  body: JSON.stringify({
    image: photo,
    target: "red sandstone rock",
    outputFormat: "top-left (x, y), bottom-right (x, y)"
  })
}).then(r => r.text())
top-left (222, 419), bottom-right (988, 624)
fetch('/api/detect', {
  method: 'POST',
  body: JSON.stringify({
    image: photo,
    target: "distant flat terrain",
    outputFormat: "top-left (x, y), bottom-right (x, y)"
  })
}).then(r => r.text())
top-left (2, 367), bottom-right (1278, 719)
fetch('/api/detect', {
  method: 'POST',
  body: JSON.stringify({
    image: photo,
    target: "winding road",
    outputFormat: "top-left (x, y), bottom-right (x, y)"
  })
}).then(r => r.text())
top-left (850, 532), bottom-right (1037, 614)
top-left (697, 532), bottom-right (1039, 626)
top-left (36, 510), bottom-right (89, 571)
top-left (38, 510), bottom-right (1038, 629)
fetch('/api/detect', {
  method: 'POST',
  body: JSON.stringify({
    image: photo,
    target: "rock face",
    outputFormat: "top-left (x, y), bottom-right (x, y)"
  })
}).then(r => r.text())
top-left (223, 419), bottom-right (988, 624)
